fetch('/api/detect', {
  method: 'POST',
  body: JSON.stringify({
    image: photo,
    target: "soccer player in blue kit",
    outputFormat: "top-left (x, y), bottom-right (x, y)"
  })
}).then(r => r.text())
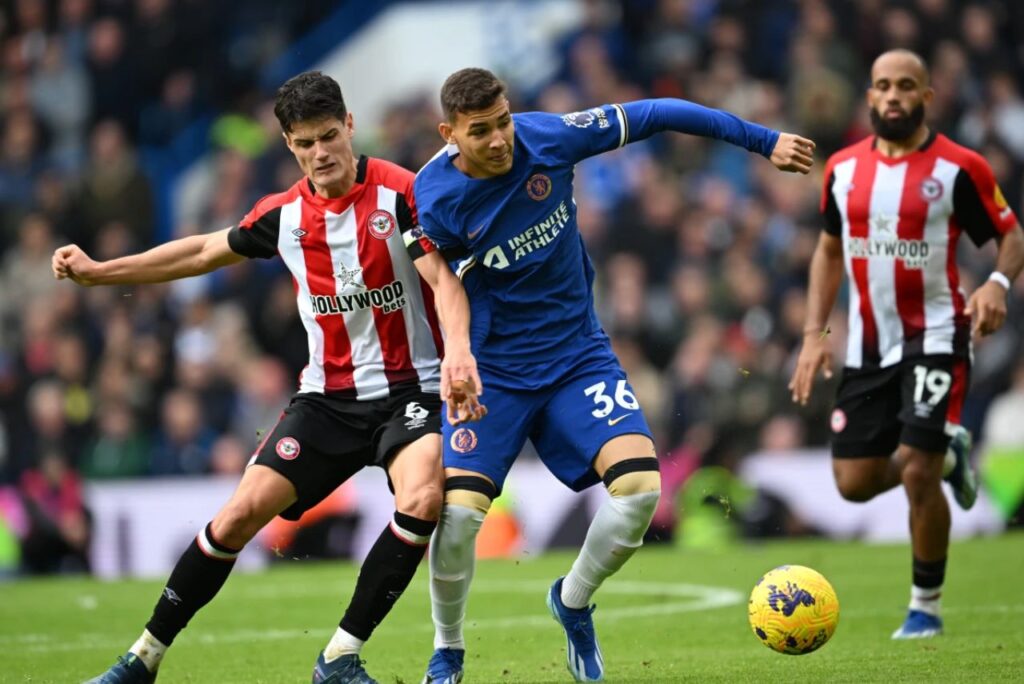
top-left (414, 68), bottom-right (816, 683)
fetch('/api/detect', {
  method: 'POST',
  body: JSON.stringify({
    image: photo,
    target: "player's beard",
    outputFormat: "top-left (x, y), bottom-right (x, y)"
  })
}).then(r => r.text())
top-left (870, 103), bottom-right (926, 142)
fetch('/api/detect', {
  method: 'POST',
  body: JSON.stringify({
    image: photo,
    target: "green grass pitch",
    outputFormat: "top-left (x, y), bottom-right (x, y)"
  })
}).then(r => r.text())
top-left (2, 533), bottom-right (1021, 682)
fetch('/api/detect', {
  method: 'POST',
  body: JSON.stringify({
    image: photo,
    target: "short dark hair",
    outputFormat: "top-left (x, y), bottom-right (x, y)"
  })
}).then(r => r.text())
top-left (274, 71), bottom-right (347, 133)
top-left (440, 68), bottom-right (507, 121)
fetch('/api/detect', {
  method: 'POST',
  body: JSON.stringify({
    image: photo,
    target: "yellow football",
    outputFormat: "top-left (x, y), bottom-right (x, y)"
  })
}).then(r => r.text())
top-left (748, 564), bottom-right (839, 655)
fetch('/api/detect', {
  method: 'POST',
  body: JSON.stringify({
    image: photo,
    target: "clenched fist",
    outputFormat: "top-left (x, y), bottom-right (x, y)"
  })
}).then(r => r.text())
top-left (770, 133), bottom-right (816, 174)
top-left (52, 244), bottom-right (102, 286)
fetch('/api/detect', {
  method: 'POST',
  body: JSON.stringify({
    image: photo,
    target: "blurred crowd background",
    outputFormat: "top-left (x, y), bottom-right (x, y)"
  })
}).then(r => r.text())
top-left (2, 0), bottom-right (1024, 575)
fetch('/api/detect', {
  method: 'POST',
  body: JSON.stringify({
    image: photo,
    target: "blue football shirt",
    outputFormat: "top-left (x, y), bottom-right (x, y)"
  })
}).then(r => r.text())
top-left (414, 100), bottom-right (778, 390)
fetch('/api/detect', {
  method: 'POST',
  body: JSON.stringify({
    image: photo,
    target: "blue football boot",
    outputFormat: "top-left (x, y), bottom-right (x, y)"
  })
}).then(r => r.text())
top-left (421, 648), bottom-right (465, 683)
top-left (83, 653), bottom-right (156, 683)
top-left (547, 577), bottom-right (604, 681)
top-left (311, 652), bottom-right (378, 684)
top-left (945, 425), bottom-right (977, 510)
top-left (892, 609), bottom-right (944, 639)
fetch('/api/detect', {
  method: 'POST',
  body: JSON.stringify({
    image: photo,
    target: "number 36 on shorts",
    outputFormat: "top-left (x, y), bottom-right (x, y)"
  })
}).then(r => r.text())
top-left (584, 379), bottom-right (640, 418)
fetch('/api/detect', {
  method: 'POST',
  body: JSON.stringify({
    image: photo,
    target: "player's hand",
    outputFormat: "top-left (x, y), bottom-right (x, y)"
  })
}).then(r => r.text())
top-left (770, 133), bottom-right (816, 174)
top-left (965, 280), bottom-right (1008, 337)
top-left (788, 331), bottom-right (833, 406)
top-left (440, 347), bottom-right (486, 426)
top-left (52, 244), bottom-right (101, 286)
top-left (447, 377), bottom-right (487, 426)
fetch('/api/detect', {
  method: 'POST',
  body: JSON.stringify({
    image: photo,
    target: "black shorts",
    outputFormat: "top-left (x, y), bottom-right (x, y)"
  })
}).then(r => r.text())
top-left (251, 386), bottom-right (441, 520)
top-left (830, 355), bottom-right (970, 458)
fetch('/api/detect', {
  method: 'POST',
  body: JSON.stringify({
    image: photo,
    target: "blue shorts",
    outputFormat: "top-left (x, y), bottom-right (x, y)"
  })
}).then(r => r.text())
top-left (443, 354), bottom-right (653, 493)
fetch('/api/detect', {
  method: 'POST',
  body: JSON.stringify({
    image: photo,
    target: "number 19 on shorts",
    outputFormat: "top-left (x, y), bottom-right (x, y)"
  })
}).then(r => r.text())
top-left (912, 365), bottom-right (951, 406)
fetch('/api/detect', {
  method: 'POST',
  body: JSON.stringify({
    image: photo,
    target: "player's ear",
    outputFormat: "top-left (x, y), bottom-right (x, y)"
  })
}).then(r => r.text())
top-left (439, 122), bottom-right (454, 144)
top-left (345, 112), bottom-right (355, 137)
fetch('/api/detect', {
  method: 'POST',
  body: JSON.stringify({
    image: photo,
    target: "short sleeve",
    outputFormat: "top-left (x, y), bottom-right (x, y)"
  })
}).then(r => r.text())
top-left (412, 174), bottom-right (471, 264)
top-left (953, 160), bottom-right (1017, 247)
top-left (228, 195), bottom-right (281, 259)
top-left (396, 192), bottom-right (436, 261)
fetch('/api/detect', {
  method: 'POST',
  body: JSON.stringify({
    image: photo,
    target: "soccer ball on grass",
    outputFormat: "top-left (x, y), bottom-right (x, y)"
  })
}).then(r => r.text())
top-left (748, 564), bottom-right (839, 655)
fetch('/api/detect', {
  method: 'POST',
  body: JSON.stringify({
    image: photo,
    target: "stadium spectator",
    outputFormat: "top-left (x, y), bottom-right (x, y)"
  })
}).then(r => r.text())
top-left (0, 214), bottom-right (61, 335)
top-left (75, 121), bottom-right (154, 245)
top-left (17, 448), bottom-right (90, 574)
top-left (29, 38), bottom-right (91, 170)
top-left (149, 387), bottom-right (215, 476)
top-left (80, 400), bottom-right (150, 479)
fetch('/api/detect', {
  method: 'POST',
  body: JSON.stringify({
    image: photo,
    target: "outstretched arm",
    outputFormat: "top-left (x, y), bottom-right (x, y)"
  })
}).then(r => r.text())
top-left (966, 223), bottom-right (1024, 336)
top-left (52, 227), bottom-right (244, 286)
top-left (414, 250), bottom-right (486, 425)
top-left (620, 99), bottom-right (815, 173)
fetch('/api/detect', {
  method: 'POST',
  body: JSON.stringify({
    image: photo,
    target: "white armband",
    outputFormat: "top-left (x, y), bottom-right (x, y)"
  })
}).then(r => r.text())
top-left (988, 271), bottom-right (1011, 291)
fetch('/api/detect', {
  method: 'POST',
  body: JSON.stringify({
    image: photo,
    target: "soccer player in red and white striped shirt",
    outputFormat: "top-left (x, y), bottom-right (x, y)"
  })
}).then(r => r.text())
top-left (54, 72), bottom-right (485, 684)
top-left (790, 50), bottom-right (1024, 640)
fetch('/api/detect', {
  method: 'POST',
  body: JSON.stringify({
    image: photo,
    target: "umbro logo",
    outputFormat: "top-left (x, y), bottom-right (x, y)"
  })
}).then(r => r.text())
top-left (291, 228), bottom-right (307, 239)
top-left (163, 587), bottom-right (183, 605)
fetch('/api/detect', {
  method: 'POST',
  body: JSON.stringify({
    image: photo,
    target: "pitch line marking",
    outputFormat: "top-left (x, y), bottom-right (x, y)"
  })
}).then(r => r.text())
top-left (2, 580), bottom-right (744, 653)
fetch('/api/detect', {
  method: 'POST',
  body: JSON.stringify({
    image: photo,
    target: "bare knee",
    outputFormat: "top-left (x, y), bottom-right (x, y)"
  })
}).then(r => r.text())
top-left (833, 463), bottom-right (885, 502)
top-left (901, 453), bottom-right (943, 504)
top-left (834, 474), bottom-right (877, 503)
top-left (395, 479), bottom-right (443, 521)
top-left (211, 499), bottom-right (265, 550)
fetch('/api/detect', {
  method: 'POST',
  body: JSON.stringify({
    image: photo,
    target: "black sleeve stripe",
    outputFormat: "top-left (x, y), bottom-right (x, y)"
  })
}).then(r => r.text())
top-left (228, 222), bottom-right (277, 259)
top-left (396, 193), bottom-right (416, 233)
top-left (407, 241), bottom-right (428, 261)
top-left (441, 244), bottom-right (471, 261)
top-left (953, 168), bottom-right (1000, 247)
top-left (823, 172), bottom-right (842, 236)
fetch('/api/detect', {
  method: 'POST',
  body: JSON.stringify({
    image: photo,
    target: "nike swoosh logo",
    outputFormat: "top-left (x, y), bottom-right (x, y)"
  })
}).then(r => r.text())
top-left (467, 224), bottom-right (485, 239)
top-left (607, 414), bottom-right (632, 426)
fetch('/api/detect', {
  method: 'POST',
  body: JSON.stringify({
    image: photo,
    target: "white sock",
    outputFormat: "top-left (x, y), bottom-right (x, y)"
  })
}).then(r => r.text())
top-left (910, 584), bottom-right (942, 616)
top-left (324, 627), bottom-right (364, 661)
top-left (561, 490), bottom-right (659, 610)
top-left (430, 503), bottom-right (485, 650)
top-left (129, 629), bottom-right (167, 673)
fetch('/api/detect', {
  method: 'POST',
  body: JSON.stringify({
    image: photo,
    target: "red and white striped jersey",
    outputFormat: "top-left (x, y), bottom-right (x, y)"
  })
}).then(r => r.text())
top-left (822, 132), bottom-right (1017, 369)
top-left (228, 156), bottom-right (444, 400)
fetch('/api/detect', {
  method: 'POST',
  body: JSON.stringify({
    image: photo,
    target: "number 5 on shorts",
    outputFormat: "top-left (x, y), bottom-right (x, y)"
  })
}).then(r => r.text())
top-left (913, 365), bottom-right (951, 406)
top-left (584, 380), bottom-right (640, 418)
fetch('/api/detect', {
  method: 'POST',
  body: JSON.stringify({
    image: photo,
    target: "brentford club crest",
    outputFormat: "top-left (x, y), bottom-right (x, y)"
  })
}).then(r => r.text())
top-left (450, 428), bottom-right (478, 453)
top-left (367, 209), bottom-right (397, 239)
top-left (276, 437), bottom-right (301, 460)
top-left (919, 177), bottom-right (944, 202)
top-left (526, 174), bottom-right (552, 201)
top-left (830, 409), bottom-right (847, 433)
